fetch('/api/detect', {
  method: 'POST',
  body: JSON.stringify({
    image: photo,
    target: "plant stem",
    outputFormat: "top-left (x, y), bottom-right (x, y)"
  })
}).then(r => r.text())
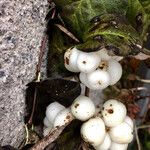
top-left (135, 126), bottom-right (141, 150)
top-left (28, 34), bottom-right (47, 125)
top-left (30, 118), bottom-right (73, 150)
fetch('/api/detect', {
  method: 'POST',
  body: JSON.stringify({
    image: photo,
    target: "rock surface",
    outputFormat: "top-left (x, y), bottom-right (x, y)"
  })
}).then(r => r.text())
top-left (0, 0), bottom-right (48, 147)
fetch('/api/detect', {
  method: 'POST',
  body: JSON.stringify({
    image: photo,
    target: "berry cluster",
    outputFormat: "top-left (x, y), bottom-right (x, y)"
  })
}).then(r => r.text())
top-left (64, 47), bottom-right (122, 90)
top-left (43, 47), bottom-right (134, 150)
top-left (43, 97), bottom-right (133, 150)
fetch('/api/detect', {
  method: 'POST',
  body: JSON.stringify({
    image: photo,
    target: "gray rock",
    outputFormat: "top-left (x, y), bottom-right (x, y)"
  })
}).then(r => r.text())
top-left (0, 0), bottom-right (48, 147)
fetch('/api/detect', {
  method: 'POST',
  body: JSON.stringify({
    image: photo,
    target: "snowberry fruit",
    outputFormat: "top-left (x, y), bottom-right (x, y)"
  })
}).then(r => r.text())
top-left (109, 142), bottom-right (128, 150)
top-left (43, 125), bottom-right (53, 137)
top-left (97, 49), bottom-right (112, 61)
top-left (46, 102), bottom-right (65, 123)
top-left (81, 117), bottom-right (106, 146)
top-left (109, 122), bottom-right (134, 144)
top-left (107, 59), bottom-right (122, 85)
top-left (87, 69), bottom-right (111, 90)
top-left (79, 72), bottom-right (93, 89)
top-left (53, 108), bottom-right (74, 127)
top-left (43, 117), bottom-right (52, 127)
top-left (64, 47), bottom-right (80, 72)
top-left (77, 52), bottom-right (101, 73)
top-left (101, 99), bottom-right (127, 127)
top-left (94, 133), bottom-right (111, 150)
top-left (124, 116), bottom-right (134, 130)
top-left (71, 95), bottom-right (95, 121)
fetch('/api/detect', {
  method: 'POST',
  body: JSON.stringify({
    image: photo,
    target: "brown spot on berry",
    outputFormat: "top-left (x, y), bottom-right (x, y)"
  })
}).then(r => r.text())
top-left (66, 115), bottom-right (71, 120)
top-left (65, 57), bottom-right (69, 65)
top-left (102, 107), bottom-right (104, 110)
top-left (74, 103), bottom-right (79, 108)
top-left (106, 127), bottom-right (110, 132)
top-left (82, 61), bottom-right (86, 64)
top-left (98, 81), bottom-right (101, 85)
top-left (107, 109), bottom-right (114, 114)
top-left (110, 104), bottom-right (112, 106)
top-left (99, 61), bottom-right (108, 70)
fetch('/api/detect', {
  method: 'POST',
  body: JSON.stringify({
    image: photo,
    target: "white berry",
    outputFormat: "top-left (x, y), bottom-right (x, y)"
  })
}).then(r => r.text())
top-left (109, 122), bottom-right (134, 144)
top-left (77, 52), bottom-right (101, 73)
top-left (79, 72), bottom-right (93, 89)
top-left (101, 99), bottom-right (127, 127)
top-left (124, 116), bottom-right (134, 130)
top-left (107, 59), bottom-right (122, 85)
top-left (94, 133), bottom-right (111, 150)
top-left (71, 95), bottom-right (96, 121)
top-left (43, 117), bottom-right (52, 127)
top-left (64, 47), bottom-right (80, 72)
top-left (87, 69), bottom-right (111, 90)
top-left (46, 102), bottom-right (65, 123)
top-left (97, 49), bottom-right (112, 61)
top-left (81, 117), bottom-right (106, 146)
top-left (110, 142), bottom-right (128, 150)
top-left (54, 108), bottom-right (74, 127)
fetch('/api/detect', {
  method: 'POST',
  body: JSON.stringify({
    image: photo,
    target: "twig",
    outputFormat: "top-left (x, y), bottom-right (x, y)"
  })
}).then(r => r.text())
top-left (130, 87), bottom-right (148, 92)
top-left (81, 141), bottom-right (89, 150)
top-left (30, 119), bottom-right (73, 150)
top-left (137, 124), bottom-right (150, 130)
top-left (28, 34), bottom-right (47, 125)
top-left (55, 24), bottom-right (80, 43)
top-left (141, 48), bottom-right (150, 55)
top-left (134, 126), bottom-right (141, 150)
top-left (136, 76), bottom-right (150, 83)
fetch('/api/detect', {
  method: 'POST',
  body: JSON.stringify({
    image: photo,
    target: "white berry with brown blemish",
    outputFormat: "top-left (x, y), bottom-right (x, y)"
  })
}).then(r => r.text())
top-left (77, 52), bottom-right (101, 73)
top-left (94, 133), bottom-right (111, 150)
top-left (101, 99), bottom-right (127, 127)
top-left (53, 108), bottom-right (74, 127)
top-left (81, 117), bottom-right (106, 146)
top-left (109, 122), bottom-right (134, 144)
top-left (86, 69), bottom-right (111, 90)
top-left (46, 102), bottom-right (65, 124)
top-left (109, 142), bottom-right (128, 150)
top-left (71, 95), bottom-right (96, 121)
top-left (64, 47), bottom-right (80, 72)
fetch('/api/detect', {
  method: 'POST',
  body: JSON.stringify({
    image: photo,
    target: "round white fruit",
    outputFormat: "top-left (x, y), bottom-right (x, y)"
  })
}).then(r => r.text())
top-left (64, 47), bottom-right (80, 72)
top-left (109, 122), bottom-right (134, 144)
top-left (77, 52), bottom-right (101, 73)
top-left (124, 116), bottom-right (134, 130)
top-left (46, 102), bottom-right (65, 123)
top-left (97, 49), bottom-right (112, 61)
top-left (87, 69), bottom-right (111, 90)
top-left (79, 72), bottom-right (93, 89)
top-left (81, 117), bottom-right (106, 146)
top-left (109, 142), bottom-right (128, 150)
top-left (71, 95), bottom-right (95, 121)
top-left (101, 99), bottom-right (127, 127)
top-left (107, 59), bottom-right (122, 85)
top-left (94, 133), bottom-right (111, 150)
top-left (54, 108), bottom-right (74, 127)
top-left (43, 117), bottom-right (52, 127)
